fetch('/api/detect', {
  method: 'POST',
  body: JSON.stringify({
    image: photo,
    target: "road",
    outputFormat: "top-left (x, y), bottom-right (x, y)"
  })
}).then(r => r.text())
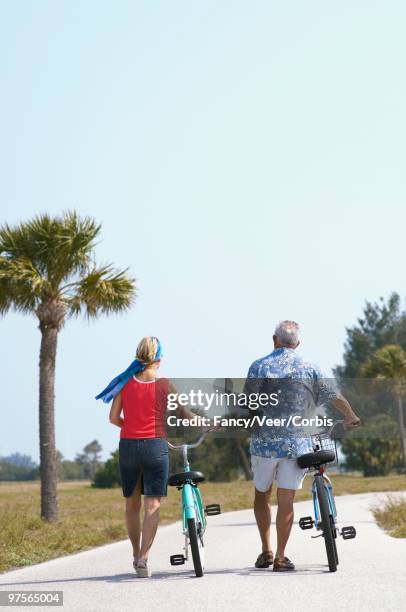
top-left (1, 492), bottom-right (405, 612)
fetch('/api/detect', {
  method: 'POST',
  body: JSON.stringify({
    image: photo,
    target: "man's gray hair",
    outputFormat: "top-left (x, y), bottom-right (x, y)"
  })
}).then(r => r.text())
top-left (274, 320), bottom-right (300, 347)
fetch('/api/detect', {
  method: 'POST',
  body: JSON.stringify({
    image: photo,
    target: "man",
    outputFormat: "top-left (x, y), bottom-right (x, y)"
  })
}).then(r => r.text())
top-left (245, 320), bottom-right (360, 572)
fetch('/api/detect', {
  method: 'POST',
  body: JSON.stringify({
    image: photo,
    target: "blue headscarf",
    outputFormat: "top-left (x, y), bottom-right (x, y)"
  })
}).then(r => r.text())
top-left (95, 337), bottom-right (162, 404)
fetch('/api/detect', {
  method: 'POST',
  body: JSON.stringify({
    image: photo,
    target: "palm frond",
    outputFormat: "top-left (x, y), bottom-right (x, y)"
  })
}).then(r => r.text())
top-left (0, 211), bottom-right (101, 286)
top-left (361, 344), bottom-right (406, 379)
top-left (66, 265), bottom-right (136, 318)
top-left (0, 213), bottom-right (136, 320)
top-left (0, 256), bottom-right (50, 314)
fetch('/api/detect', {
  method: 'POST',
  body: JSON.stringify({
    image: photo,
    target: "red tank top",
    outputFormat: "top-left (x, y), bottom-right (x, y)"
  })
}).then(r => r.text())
top-left (120, 377), bottom-right (168, 439)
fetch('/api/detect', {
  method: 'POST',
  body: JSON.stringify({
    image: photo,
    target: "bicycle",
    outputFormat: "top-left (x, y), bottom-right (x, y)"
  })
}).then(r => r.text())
top-left (297, 420), bottom-right (357, 572)
top-left (167, 431), bottom-right (221, 577)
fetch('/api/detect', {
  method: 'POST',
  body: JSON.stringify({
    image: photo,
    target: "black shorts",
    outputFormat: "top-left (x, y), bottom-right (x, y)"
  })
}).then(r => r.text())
top-left (119, 438), bottom-right (169, 498)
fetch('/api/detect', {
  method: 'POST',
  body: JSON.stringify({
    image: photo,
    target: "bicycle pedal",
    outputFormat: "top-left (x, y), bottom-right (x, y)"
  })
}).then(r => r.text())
top-left (170, 554), bottom-right (186, 565)
top-left (341, 526), bottom-right (356, 540)
top-left (299, 516), bottom-right (314, 530)
top-left (205, 503), bottom-right (221, 516)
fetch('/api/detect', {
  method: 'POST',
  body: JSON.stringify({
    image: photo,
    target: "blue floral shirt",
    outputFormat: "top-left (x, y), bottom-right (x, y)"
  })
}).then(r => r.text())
top-left (246, 348), bottom-right (339, 459)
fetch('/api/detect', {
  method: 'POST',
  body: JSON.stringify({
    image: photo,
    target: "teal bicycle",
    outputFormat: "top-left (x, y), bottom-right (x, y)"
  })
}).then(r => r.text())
top-left (168, 431), bottom-right (221, 577)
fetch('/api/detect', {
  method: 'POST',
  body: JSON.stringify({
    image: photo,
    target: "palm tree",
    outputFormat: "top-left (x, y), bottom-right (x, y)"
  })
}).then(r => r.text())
top-left (0, 212), bottom-right (135, 520)
top-left (361, 344), bottom-right (406, 470)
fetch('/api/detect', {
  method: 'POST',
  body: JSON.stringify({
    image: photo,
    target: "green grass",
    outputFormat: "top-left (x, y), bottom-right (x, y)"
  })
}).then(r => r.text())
top-left (373, 495), bottom-right (406, 538)
top-left (1, 473), bottom-right (405, 572)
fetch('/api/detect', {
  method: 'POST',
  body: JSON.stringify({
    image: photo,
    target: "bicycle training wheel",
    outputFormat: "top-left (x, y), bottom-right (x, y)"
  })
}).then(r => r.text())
top-left (315, 476), bottom-right (337, 572)
top-left (187, 518), bottom-right (204, 577)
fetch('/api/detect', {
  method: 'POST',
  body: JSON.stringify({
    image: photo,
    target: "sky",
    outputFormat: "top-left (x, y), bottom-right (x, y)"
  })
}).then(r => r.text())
top-left (1, 1), bottom-right (405, 461)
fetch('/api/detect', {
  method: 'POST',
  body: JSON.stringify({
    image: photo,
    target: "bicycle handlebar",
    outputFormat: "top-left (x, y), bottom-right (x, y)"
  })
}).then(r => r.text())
top-left (167, 428), bottom-right (214, 451)
top-left (325, 419), bottom-right (344, 436)
top-left (166, 420), bottom-right (360, 449)
top-left (320, 418), bottom-right (361, 438)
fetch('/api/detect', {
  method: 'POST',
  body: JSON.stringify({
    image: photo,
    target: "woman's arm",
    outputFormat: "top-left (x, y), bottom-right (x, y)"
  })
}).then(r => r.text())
top-left (109, 392), bottom-right (124, 428)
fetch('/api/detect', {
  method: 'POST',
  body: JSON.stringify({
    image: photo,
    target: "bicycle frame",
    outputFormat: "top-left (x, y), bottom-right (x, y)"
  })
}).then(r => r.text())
top-left (179, 444), bottom-right (207, 537)
top-left (168, 430), bottom-right (221, 575)
top-left (168, 433), bottom-right (209, 561)
top-left (310, 422), bottom-right (340, 530)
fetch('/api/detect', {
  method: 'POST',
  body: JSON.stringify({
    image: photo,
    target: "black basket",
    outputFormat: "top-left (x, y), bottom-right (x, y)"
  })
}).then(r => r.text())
top-left (311, 432), bottom-right (339, 465)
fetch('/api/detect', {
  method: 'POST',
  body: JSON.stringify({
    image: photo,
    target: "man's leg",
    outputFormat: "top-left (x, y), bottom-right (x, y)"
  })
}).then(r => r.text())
top-left (125, 479), bottom-right (142, 559)
top-left (254, 487), bottom-right (273, 553)
top-left (275, 487), bottom-right (296, 559)
top-left (138, 496), bottom-right (161, 561)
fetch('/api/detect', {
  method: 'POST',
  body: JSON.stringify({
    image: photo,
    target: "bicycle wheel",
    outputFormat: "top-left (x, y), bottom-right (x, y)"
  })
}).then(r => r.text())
top-left (315, 475), bottom-right (337, 572)
top-left (187, 517), bottom-right (204, 577)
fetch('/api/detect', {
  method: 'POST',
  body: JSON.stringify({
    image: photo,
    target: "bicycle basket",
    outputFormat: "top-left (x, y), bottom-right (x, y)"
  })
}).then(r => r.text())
top-left (311, 432), bottom-right (339, 465)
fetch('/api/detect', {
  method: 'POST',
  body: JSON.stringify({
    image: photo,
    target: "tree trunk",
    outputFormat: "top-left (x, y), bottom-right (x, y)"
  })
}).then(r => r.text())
top-left (39, 324), bottom-right (59, 521)
top-left (397, 390), bottom-right (406, 470)
top-left (236, 439), bottom-right (251, 480)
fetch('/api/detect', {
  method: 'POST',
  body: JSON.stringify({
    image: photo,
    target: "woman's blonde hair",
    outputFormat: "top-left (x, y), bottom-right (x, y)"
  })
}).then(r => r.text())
top-left (136, 336), bottom-right (159, 365)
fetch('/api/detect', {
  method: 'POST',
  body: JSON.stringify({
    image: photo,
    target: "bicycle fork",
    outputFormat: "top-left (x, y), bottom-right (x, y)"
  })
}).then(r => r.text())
top-left (313, 473), bottom-right (336, 530)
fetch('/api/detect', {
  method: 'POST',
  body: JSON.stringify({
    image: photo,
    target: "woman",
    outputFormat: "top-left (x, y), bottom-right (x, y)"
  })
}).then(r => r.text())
top-left (96, 336), bottom-right (189, 578)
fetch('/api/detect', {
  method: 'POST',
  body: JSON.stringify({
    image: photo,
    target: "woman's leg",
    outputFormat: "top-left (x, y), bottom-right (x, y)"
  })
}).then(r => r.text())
top-left (138, 496), bottom-right (161, 561)
top-left (125, 478), bottom-right (142, 558)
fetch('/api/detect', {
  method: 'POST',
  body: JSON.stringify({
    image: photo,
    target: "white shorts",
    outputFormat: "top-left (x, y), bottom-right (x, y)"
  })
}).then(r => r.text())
top-left (251, 455), bottom-right (307, 491)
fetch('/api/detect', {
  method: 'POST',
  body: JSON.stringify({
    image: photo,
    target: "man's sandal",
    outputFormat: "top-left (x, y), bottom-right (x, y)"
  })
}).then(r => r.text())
top-left (255, 551), bottom-right (274, 568)
top-left (273, 556), bottom-right (295, 572)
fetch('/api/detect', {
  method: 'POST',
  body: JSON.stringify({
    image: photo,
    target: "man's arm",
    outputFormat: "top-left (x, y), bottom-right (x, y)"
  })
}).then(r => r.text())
top-left (109, 392), bottom-right (124, 428)
top-left (331, 395), bottom-right (361, 428)
top-left (313, 367), bottom-right (361, 428)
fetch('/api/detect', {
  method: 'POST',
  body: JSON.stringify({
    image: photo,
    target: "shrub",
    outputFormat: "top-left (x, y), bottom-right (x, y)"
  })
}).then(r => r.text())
top-left (341, 415), bottom-right (402, 476)
top-left (92, 450), bottom-right (120, 488)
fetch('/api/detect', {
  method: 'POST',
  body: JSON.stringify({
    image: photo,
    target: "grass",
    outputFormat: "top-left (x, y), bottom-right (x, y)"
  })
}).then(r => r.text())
top-left (1, 473), bottom-right (405, 573)
top-left (373, 495), bottom-right (406, 538)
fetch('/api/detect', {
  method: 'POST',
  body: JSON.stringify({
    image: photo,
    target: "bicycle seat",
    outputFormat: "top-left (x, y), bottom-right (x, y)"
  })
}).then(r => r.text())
top-left (297, 450), bottom-right (336, 469)
top-left (168, 471), bottom-right (205, 486)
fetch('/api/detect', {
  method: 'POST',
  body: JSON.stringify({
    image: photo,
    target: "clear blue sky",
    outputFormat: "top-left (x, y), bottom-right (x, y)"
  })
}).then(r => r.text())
top-left (1, 1), bottom-right (405, 461)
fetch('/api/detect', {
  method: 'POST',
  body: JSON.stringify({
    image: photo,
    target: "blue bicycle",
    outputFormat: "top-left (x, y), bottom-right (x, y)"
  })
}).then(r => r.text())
top-left (167, 431), bottom-right (221, 577)
top-left (297, 420), bottom-right (357, 572)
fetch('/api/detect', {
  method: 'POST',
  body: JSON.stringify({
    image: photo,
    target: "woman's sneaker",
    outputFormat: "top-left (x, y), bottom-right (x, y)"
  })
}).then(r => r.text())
top-left (136, 559), bottom-right (151, 578)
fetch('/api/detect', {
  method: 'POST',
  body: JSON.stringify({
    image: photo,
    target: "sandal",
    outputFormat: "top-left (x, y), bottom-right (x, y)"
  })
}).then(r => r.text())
top-left (255, 551), bottom-right (274, 568)
top-left (273, 556), bottom-right (295, 572)
top-left (136, 559), bottom-right (151, 578)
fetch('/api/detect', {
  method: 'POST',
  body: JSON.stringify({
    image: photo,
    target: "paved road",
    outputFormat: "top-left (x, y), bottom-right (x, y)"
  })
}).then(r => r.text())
top-left (1, 492), bottom-right (405, 612)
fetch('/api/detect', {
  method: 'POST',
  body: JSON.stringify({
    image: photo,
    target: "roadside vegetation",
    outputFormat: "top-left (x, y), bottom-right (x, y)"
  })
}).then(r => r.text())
top-left (373, 495), bottom-right (406, 538)
top-left (1, 474), bottom-right (405, 573)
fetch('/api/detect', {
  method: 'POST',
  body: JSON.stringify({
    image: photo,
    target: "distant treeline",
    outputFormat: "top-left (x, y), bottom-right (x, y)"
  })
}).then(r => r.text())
top-left (0, 441), bottom-right (103, 482)
top-left (0, 453), bottom-right (39, 481)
